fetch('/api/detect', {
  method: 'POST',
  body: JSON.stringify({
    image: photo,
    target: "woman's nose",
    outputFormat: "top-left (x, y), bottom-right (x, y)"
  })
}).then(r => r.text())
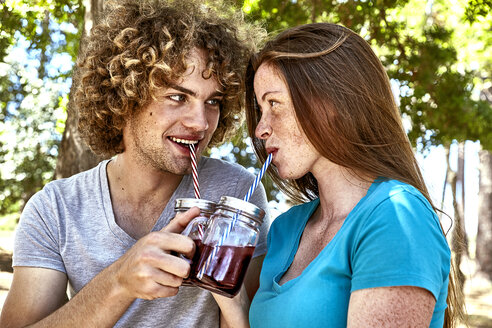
top-left (255, 117), bottom-right (272, 140)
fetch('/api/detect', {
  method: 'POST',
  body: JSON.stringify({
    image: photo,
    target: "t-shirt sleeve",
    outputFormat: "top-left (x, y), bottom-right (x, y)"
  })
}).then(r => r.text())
top-left (350, 191), bottom-right (450, 300)
top-left (13, 186), bottom-right (66, 273)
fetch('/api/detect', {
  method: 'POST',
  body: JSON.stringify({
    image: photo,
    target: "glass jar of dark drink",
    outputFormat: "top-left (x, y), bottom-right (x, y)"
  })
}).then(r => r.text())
top-left (194, 196), bottom-right (265, 298)
top-left (174, 198), bottom-right (216, 286)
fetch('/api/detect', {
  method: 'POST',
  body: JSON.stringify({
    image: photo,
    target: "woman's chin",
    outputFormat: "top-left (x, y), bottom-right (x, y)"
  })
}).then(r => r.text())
top-left (278, 169), bottom-right (304, 181)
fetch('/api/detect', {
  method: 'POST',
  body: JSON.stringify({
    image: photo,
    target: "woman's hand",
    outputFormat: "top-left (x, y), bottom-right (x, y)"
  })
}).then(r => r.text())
top-left (213, 285), bottom-right (251, 328)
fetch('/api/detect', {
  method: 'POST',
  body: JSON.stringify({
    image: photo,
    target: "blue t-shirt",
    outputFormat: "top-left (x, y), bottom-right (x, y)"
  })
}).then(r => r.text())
top-left (249, 178), bottom-right (450, 328)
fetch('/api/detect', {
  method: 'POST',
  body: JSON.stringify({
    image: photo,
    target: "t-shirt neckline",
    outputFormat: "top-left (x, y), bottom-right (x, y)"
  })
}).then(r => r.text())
top-left (273, 177), bottom-right (381, 292)
top-left (100, 159), bottom-right (191, 245)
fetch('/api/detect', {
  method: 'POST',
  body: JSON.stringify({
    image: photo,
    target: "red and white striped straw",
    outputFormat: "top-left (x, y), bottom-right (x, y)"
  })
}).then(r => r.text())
top-left (189, 144), bottom-right (200, 199)
top-left (189, 144), bottom-right (204, 238)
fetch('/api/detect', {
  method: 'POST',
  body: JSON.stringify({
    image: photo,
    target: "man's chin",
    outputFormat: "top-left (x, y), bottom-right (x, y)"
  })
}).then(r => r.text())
top-left (177, 167), bottom-right (193, 176)
top-left (165, 164), bottom-right (192, 176)
top-left (148, 160), bottom-right (191, 176)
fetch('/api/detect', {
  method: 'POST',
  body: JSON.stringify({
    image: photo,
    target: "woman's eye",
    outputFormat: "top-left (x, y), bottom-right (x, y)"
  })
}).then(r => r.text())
top-left (269, 100), bottom-right (279, 107)
top-left (169, 94), bottom-right (186, 102)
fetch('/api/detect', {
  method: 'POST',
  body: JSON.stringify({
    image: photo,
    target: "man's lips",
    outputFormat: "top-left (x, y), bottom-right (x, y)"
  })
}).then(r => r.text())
top-left (168, 136), bottom-right (200, 145)
top-left (168, 136), bottom-right (201, 154)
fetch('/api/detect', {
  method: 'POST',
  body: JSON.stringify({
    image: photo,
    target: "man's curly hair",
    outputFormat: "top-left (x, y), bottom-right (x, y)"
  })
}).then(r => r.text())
top-left (76, 0), bottom-right (263, 157)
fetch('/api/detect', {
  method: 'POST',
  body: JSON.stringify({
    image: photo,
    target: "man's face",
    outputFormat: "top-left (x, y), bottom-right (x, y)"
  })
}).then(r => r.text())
top-left (124, 49), bottom-right (222, 175)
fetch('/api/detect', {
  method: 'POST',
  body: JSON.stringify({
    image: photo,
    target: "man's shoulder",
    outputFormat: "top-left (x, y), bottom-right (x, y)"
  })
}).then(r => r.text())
top-left (34, 160), bottom-right (107, 200)
top-left (21, 160), bottom-right (108, 223)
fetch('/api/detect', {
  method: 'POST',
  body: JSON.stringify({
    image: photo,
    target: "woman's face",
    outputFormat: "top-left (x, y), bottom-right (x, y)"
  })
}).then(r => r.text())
top-left (253, 63), bottom-right (321, 179)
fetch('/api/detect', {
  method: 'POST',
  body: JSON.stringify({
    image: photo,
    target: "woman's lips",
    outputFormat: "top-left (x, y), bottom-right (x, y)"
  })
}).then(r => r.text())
top-left (266, 148), bottom-right (278, 161)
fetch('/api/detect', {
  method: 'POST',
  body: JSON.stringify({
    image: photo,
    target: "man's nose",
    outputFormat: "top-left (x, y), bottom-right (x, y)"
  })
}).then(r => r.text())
top-left (183, 103), bottom-right (209, 131)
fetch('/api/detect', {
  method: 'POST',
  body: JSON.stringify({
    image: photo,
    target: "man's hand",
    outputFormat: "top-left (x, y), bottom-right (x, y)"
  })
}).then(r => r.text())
top-left (113, 207), bottom-right (200, 300)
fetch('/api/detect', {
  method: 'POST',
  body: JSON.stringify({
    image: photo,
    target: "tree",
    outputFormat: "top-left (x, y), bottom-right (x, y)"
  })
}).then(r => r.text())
top-left (55, 0), bottom-right (106, 179)
top-left (477, 149), bottom-right (492, 279)
top-left (0, 0), bottom-right (84, 214)
top-left (464, 0), bottom-right (492, 282)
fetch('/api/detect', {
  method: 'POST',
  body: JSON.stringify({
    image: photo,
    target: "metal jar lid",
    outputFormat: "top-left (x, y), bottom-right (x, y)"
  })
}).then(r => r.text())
top-left (174, 198), bottom-right (217, 215)
top-left (217, 196), bottom-right (265, 224)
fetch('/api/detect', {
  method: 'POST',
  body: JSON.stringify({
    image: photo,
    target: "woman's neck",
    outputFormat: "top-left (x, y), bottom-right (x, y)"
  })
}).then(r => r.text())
top-left (312, 161), bottom-right (374, 223)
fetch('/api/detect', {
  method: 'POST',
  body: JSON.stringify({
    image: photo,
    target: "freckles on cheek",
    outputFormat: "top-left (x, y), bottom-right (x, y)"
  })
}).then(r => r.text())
top-left (292, 132), bottom-right (306, 147)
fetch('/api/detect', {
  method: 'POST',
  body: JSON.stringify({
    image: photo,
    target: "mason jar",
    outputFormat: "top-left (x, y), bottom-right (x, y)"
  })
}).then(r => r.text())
top-left (194, 196), bottom-right (265, 297)
top-left (174, 198), bottom-right (217, 285)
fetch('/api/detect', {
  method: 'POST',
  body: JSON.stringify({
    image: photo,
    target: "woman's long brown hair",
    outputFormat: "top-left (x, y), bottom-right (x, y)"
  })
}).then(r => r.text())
top-left (245, 23), bottom-right (465, 327)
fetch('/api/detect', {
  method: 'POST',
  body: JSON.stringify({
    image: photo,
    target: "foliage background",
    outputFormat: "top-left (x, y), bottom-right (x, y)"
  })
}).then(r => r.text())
top-left (1, 0), bottom-right (83, 214)
top-left (0, 0), bottom-right (491, 262)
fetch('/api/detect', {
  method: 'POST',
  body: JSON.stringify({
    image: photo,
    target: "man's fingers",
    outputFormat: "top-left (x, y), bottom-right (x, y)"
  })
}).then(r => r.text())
top-left (163, 207), bottom-right (200, 234)
top-left (149, 253), bottom-right (191, 279)
top-left (132, 267), bottom-right (183, 300)
top-left (144, 231), bottom-right (195, 255)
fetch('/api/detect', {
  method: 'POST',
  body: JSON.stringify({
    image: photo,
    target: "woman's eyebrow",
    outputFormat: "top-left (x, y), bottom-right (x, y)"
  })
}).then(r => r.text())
top-left (261, 90), bottom-right (282, 101)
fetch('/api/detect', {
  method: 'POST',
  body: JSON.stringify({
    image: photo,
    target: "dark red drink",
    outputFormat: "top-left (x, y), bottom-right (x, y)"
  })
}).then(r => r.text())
top-left (182, 238), bottom-right (205, 285)
top-left (193, 244), bottom-right (255, 297)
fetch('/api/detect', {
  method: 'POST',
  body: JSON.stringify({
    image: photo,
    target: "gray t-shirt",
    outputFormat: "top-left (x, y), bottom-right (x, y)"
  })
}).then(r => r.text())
top-left (13, 157), bottom-right (271, 327)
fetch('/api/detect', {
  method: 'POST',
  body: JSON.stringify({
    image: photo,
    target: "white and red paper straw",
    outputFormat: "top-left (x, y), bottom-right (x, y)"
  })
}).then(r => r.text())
top-left (189, 144), bottom-right (204, 238)
top-left (189, 144), bottom-right (200, 199)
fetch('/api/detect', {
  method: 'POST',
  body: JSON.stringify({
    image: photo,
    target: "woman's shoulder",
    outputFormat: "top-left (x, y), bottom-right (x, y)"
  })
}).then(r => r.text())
top-left (368, 178), bottom-right (434, 213)
top-left (360, 178), bottom-right (442, 234)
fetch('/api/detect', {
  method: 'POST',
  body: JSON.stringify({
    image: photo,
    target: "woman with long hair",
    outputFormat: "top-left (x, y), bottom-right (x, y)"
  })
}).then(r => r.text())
top-left (244, 23), bottom-right (464, 327)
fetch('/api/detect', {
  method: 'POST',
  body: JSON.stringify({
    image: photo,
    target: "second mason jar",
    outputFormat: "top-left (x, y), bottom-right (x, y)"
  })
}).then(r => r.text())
top-left (193, 196), bottom-right (265, 297)
top-left (174, 198), bottom-right (217, 285)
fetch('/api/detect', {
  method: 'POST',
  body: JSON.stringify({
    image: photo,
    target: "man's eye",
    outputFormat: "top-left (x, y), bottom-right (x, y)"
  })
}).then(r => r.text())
top-left (206, 99), bottom-right (222, 106)
top-left (169, 94), bottom-right (186, 102)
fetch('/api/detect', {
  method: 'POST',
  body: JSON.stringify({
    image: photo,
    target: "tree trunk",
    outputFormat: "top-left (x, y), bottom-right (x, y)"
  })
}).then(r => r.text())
top-left (456, 142), bottom-right (469, 256)
top-left (55, 0), bottom-right (107, 179)
top-left (445, 145), bottom-right (466, 292)
top-left (476, 150), bottom-right (492, 280)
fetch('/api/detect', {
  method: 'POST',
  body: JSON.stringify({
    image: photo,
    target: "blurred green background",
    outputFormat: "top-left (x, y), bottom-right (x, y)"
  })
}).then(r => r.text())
top-left (0, 0), bottom-right (491, 325)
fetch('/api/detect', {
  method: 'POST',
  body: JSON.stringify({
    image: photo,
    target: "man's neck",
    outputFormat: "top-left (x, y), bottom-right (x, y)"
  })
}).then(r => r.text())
top-left (106, 153), bottom-right (184, 239)
top-left (108, 153), bottom-right (183, 201)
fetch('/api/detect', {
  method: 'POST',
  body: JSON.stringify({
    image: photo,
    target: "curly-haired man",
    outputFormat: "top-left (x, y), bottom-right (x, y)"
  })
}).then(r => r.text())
top-left (1, 0), bottom-right (269, 327)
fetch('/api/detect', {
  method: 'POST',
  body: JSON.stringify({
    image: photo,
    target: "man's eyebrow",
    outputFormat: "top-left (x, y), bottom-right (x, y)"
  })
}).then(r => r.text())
top-left (209, 91), bottom-right (225, 98)
top-left (169, 85), bottom-right (224, 98)
top-left (169, 85), bottom-right (196, 97)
